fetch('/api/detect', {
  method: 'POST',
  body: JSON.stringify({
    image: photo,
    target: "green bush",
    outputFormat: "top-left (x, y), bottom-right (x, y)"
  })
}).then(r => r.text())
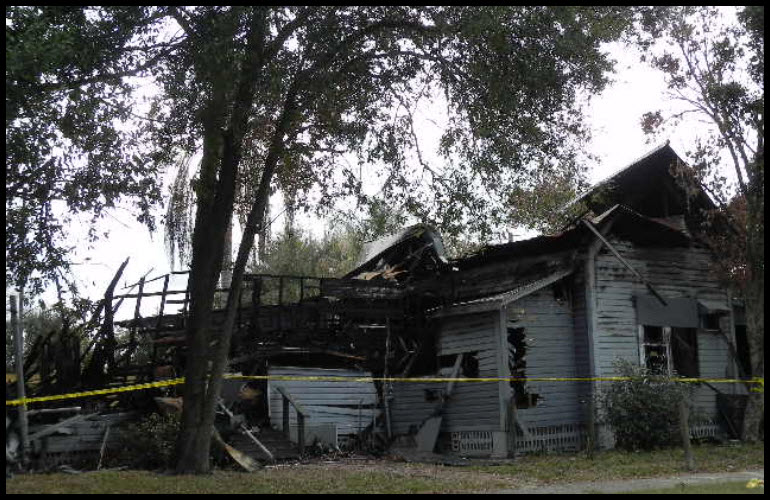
top-left (109, 412), bottom-right (180, 470)
top-left (597, 360), bottom-right (693, 451)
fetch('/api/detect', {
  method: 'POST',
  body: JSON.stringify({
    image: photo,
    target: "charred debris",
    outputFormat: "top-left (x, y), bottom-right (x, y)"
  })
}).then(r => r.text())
top-left (8, 223), bottom-right (503, 468)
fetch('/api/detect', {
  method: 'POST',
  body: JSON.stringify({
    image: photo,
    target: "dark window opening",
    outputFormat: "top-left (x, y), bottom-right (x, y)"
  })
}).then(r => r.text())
top-left (438, 354), bottom-right (457, 369)
top-left (641, 325), bottom-right (699, 377)
top-left (462, 353), bottom-right (479, 378)
top-left (408, 327), bottom-right (438, 376)
top-left (702, 313), bottom-right (722, 331)
top-left (553, 283), bottom-right (566, 304)
top-left (552, 278), bottom-right (572, 306)
top-left (671, 327), bottom-right (699, 377)
top-left (507, 325), bottom-right (539, 408)
top-left (642, 326), bottom-right (668, 374)
top-left (734, 325), bottom-right (752, 377)
top-left (644, 325), bottom-right (664, 344)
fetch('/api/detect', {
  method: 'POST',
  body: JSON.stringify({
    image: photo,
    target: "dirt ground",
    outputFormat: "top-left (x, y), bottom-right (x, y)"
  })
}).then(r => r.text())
top-left (489, 470), bottom-right (765, 494)
top-left (273, 455), bottom-right (764, 494)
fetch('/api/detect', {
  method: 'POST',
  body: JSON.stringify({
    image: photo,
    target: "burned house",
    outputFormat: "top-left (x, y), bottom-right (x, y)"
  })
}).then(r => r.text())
top-left (11, 143), bottom-right (749, 467)
top-left (380, 142), bottom-right (747, 456)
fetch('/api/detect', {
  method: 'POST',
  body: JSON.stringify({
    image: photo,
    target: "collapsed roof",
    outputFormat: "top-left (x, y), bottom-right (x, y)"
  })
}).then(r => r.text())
top-left (344, 223), bottom-right (449, 283)
top-left (343, 143), bottom-right (706, 306)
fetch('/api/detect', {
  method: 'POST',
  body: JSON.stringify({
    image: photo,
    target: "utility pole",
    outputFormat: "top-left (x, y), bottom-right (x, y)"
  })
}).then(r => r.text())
top-left (10, 292), bottom-right (30, 466)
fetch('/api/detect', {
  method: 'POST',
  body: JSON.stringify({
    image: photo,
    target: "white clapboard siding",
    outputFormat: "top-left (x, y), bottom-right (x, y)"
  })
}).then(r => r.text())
top-left (390, 311), bottom-right (501, 435)
top-left (509, 288), bottom-right (583, 428)
top-left (268, 366), bottom-right (380, 437)
top-left (593, 237), bottom-right (734, 420)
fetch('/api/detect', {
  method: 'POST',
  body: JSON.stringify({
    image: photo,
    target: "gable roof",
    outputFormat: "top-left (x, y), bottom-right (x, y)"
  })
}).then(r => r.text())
top-left (563, 142), bottom-right (715, 219)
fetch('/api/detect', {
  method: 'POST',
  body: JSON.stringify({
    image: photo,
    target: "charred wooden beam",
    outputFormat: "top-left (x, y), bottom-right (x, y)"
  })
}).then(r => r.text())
top-left (581, 218), bottom-right (668, 306)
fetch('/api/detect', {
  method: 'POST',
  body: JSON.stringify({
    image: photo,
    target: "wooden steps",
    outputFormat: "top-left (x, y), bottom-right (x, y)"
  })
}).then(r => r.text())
top-left (228, 427), bottom-right (301, 461)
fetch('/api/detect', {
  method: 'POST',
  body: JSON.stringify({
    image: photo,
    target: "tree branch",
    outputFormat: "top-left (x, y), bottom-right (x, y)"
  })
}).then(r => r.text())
top-left (263, 6), bottom-right (319, 62)
top-left (34, 44), bottom-right (177, 93)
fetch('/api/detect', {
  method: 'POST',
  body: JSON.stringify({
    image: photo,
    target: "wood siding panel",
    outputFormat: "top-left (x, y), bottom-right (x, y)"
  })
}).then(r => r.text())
top-left (592, 237), bottom-right (733, 419)
top-left (508, 289), bottom-right (582, 428)
top-left (268, 367), bottom-right (379, 436)
top-left (390, 312), bottom-right (501, 435)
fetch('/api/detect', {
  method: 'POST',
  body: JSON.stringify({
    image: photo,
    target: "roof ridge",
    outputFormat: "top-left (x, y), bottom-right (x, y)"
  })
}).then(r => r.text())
top-left (561, 140), bottom-right (673, 213)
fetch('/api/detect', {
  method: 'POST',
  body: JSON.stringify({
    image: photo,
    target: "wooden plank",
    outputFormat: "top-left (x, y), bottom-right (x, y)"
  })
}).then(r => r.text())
top-left (28, 414), bottom-right (90, 442)
top-left (274, 385), bottom-right (310, 417)
top-left (306, 406), bottom-right (380, 417)
top-left (156, 275), bottom-right (171, 326)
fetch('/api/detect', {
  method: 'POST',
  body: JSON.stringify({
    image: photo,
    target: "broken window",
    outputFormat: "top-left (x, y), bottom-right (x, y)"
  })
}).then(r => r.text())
top-left (552, 280), bottom-right (571, 306)
top-left (641, 326), bottom-right (668, 373)
top-left (437, 351), bottom-right (479, 378)
top-left (671, 328), bottom-right (699, 377)
top-left (640, 325), bottom-right (699, 377)
top-left (507, 325), bottom-right (539, 408)
top-left (407, 340), bottom-right (438, 377)
top-left (425, 352), bottom-right (479, 402)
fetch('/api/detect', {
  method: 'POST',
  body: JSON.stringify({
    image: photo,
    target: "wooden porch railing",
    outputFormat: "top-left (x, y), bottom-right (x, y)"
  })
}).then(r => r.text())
top-left (274, 384), bottom-right (309, 453)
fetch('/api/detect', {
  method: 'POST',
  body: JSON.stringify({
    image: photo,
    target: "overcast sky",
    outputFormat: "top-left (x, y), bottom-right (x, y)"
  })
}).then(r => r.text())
top-left (32, 34), bottom-right (729, 312)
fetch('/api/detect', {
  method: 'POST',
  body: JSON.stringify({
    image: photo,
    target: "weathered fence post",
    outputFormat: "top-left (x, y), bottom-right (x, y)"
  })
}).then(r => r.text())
top-left (679, 400), bottom-right (696, 471)
top-left (10, 294), bottom-right (30, 465)
top-left (297, 412), bottom-right (306, 453)
top-left (586, 399), bottom-right (596, 459)
top-left (283, 395), bottom-right (290, 440)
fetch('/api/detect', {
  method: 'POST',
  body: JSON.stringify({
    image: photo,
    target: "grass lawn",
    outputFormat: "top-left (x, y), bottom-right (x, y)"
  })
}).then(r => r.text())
top-left (5, 467), bottom-right (505, 494)
top-left (6, 442), bottom-right (764, 494)
top-left (467, 441), bottom-right (765, 485)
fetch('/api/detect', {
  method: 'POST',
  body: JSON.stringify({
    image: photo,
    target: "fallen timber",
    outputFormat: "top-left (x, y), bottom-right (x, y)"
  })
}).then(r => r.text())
top-left (7, 269), bottom-right (434, 469)
top-left (10, 232), bottom-right (529, 466)
top-left (106, 272), bottom-right (416, 383)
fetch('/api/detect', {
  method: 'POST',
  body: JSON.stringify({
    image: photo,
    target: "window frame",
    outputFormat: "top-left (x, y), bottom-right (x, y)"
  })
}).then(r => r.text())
top-left (638, 325), bottom-right (673, 374)
top-left (638, 324), bottom-right (700, 377)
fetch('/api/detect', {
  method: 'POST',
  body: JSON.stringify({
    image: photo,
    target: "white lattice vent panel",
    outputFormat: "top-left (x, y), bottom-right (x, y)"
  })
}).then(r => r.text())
top-left (446, 430), bottom-right (494, 455)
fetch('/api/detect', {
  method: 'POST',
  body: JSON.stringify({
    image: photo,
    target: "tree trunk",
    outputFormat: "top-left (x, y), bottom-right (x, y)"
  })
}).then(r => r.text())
top-left (740, 211), bottom-right (764, 441)
top-left (197, 87), bottom-right (298, 461)
top-left (257, 203), bottom-right (270, 264)
top-left (219, 214), bottom-right (234, 305)
top-left (741, 299), bottom-right (764, 442)
top-left (175, 10), bottom-right (269, 475)
top-left (175, 122), bottom-right (235, 474)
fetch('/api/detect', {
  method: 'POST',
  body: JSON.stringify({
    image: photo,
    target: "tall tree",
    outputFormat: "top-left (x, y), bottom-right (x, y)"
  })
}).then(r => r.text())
top-left (6, 6), bottom-right (173, 295)
top-left (156, 6), bottom-right (636, 473)
top-left (639, 6), bottom-right (764, 441)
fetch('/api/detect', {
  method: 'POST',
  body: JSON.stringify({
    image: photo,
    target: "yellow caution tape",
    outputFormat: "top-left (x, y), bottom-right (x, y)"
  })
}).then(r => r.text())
top-left (5, 375), bottom-right (763, 407)
top-left (5, 378), bottom-right (186, 406)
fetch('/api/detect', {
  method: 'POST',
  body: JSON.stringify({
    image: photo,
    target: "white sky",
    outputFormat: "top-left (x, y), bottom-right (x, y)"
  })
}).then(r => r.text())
top-left (29, 35), bottom-right (733, 313)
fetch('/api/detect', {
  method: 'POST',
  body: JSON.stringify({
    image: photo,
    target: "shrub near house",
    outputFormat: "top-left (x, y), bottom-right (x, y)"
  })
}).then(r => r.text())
top-left (598, 360), bottom-right (692, 450)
